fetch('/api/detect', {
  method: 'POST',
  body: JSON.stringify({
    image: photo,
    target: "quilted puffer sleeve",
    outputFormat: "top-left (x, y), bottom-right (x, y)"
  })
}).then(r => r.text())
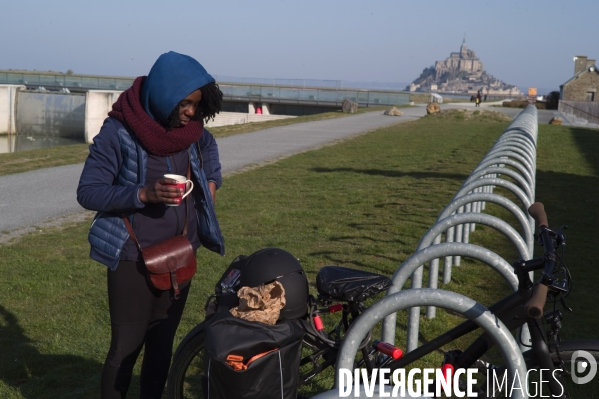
top-left (77, 118), bottom-right (145, 212)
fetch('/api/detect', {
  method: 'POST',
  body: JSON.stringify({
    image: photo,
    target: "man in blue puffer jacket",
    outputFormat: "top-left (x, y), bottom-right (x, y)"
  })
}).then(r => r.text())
top-left (77, 51), bottom-right (225, 399)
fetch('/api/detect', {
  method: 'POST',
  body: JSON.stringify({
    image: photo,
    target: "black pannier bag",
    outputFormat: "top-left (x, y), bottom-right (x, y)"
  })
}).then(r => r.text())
top-left (203, 310), bottom-right (305, 399)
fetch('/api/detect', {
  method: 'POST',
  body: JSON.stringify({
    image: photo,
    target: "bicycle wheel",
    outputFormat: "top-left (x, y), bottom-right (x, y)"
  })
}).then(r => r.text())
top-left (296, 339), bottom-right (337, 398)
top-left (167, 328), bottom-right (206, 399)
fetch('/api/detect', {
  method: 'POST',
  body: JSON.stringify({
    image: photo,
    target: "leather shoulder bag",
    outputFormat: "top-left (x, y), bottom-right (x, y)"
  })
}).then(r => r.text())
top-left (122, 160), bottom-right (197, 299)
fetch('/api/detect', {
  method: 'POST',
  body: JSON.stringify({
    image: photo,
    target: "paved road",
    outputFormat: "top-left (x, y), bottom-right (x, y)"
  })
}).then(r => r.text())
top-left (0, 108), bottom-right (427, 237)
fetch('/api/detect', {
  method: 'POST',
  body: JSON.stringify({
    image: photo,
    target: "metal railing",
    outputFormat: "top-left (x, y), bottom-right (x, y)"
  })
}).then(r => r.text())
top-left (214, 75), bottom-right (343, 89)
top-left (0, 71), bottom-right (134, 91)
top-left (218, 84), bottom-right (410, 106)
top-left (0, 71), bottom-right (410, 107)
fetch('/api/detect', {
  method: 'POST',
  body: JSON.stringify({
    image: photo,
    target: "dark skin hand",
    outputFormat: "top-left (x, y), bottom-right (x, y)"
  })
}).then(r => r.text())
top-left (138, 180), bottom-right (216, 205)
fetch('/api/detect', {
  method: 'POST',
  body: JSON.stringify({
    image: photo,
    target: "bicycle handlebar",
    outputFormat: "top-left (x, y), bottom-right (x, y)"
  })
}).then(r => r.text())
top-left (523, 202), bottom-right (555, 318)
top-left (523, 283), bottom-right (549, 318)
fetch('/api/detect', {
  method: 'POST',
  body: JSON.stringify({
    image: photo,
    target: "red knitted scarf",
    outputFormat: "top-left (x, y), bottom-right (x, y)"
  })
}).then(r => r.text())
top-left (109, 76), bottom-right (203, 156)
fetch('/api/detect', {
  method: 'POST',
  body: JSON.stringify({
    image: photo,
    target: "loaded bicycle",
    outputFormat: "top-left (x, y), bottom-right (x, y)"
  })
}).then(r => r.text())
top-left (167, 203), bottom-right (599, 398)
top-left (167, 248), bottom-right (395, 398)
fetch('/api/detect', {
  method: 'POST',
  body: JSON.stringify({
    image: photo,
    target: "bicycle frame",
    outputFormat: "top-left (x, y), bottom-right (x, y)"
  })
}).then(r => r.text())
top-left (300, 323), bottom-right (339, 384)
top-left (300, 298), bottom-right (378, 385)
top-left (380, 255), bottom-right (571, 396)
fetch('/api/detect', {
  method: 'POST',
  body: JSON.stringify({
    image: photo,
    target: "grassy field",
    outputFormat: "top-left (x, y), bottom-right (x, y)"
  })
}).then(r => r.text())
top-left (0, 111), bottom-right (598, 397)
top-left (0, 107), bottom-right (390, 177)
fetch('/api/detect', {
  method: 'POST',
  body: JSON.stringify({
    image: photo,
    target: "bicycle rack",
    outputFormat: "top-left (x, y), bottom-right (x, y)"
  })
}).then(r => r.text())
top-left (437, 193), bottom-right (534, 275)
top-left (384, 106), bottom-right (539, 353)
top-left (311, 289), bottom-right (528, 399)
top-left (446, 177), bottom-right (533, 268)
top-left (380, 242), bottom-right (519, 344)
top-left (422, 212), bottom-right (529, 316)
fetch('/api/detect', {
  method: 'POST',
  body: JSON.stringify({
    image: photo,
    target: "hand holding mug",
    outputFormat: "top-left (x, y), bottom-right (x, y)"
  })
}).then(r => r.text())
top-left (163, 174), bottom-right (194, 206)
top-left (138, 175), bottom-right (194, 205)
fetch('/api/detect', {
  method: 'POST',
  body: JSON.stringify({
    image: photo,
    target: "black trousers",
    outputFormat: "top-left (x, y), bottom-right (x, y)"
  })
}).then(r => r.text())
top-left (101, 260), bottom-right (190, 399)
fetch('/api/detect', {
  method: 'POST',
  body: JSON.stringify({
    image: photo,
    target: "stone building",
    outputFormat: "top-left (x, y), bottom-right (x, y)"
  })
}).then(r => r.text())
top-left (434, 38), bottom-right (484, 81)
top-left (560, 55), bottom-right (599, 102)
top-left (408, 38), bottom-right (521, 97)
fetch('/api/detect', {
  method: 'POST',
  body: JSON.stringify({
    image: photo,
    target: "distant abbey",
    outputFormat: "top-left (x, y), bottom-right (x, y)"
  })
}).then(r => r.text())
top-left (408, 38), bottom-right (522, 96)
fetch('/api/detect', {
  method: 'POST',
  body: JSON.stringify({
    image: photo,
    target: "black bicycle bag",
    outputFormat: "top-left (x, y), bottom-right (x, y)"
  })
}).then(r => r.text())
top-left (203, 311), bottom-right (305, 399)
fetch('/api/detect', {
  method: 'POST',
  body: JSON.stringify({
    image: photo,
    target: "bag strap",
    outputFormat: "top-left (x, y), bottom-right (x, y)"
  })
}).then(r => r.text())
top-left (122, 155), bottom-right (192, 250)
top-left (225, 348), bottom-right (279, 371)
top-left (122, 214), bottom-right (143, 252)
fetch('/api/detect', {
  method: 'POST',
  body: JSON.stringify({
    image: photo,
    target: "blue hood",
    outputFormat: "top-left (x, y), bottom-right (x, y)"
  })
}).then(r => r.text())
top-left (141, 51), bottom-right (215, 124)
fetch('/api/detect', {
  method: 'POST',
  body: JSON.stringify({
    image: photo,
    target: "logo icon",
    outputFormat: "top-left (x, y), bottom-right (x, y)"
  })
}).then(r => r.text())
top-left (571, 350), bottom-right (597, 385)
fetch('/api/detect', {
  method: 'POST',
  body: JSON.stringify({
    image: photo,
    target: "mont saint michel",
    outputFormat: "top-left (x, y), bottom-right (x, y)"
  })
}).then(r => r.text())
top-left (408, 39), bottom-right (522, 97)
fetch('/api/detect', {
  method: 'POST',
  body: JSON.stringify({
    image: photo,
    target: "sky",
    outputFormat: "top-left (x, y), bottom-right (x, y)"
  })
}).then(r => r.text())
top-left (2, 0), bottom-right (597, 94)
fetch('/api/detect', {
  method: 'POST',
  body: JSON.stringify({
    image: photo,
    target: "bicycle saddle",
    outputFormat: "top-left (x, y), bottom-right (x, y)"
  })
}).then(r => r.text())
top-left (316, 266), bottom-right (392, 302)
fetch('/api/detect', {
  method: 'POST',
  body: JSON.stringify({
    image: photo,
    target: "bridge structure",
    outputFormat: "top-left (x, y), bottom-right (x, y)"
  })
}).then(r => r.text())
top-left (0, 70), bottom-right (410, 150)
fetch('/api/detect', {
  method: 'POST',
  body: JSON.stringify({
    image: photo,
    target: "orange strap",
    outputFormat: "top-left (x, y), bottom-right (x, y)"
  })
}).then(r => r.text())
top-left (225, 354), bottom-right (246, 371)
top-left (225, 348), bottom-right (279, 371)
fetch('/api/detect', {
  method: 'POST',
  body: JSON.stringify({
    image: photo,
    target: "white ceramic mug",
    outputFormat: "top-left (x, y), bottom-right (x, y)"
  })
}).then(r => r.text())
top-left (163, 174), bottom-right (194, 206)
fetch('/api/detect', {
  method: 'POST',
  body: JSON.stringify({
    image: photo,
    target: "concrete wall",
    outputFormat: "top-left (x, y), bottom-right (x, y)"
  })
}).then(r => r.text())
top-left (206, 111), bottom-right (249, 127)
top-left (85, 90), bottom-right (122, 142)
top-left (16, 91), bottom-right (86, 137)
top-left (0, 85), bottom-right (25, 135)
top-left (0, 87), bottom-right (296, 144)
top-left (86, 94), bottom-right (293, 140)
top-left (205, 111), bottom-right (295, 128)
top-left (0, 134), bottom-right (15, 153)
top-left (247, 102), bottom-right (271, 115)
top-left (262, 103), bottom-right (270, 115)
top-left (562, 68), bottom-right (599, 102)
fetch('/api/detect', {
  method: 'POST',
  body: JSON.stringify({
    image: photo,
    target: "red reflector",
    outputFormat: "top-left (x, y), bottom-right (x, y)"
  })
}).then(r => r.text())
top-left (441, 363), bottom-right (454, 383)
top-left (328, 304), bottom-right (343, 313)
top-left (313, 315), bottom-right (324, 331)
top-left (373, 340), bottom-right (403, 360)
